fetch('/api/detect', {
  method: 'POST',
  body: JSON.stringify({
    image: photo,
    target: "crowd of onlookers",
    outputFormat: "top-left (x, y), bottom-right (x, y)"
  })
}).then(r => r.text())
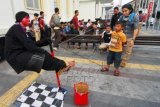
top-left (29, 8), bottom-right (105, 50)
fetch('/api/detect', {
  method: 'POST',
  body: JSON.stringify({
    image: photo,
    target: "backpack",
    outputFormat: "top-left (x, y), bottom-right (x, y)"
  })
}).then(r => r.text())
top-left (128, 13), bottom-right (136, 22)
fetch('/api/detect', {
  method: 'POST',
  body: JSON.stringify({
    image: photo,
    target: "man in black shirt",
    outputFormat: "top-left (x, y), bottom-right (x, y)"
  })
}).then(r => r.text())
top-left (110, 7), bottom-right (122, 30)
top-left (5, 11), bottom-right (75, 74)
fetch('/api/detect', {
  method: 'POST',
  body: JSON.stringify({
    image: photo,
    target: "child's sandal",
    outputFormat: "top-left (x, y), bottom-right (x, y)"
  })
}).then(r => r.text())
top-left (101, 67), bottom-right (109, 72)
top-left (114, 69), bottom-right (120, 76)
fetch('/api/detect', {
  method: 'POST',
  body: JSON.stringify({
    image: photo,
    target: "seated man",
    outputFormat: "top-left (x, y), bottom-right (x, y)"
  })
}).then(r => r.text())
top-left (5, 11), bottom-right (75, 74)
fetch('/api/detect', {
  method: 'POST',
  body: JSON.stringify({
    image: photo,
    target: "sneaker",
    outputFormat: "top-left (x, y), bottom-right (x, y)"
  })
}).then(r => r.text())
top-left (53, 47), bottom-right (58, 51)
top-left (101, 66), bottom-right (109, 72)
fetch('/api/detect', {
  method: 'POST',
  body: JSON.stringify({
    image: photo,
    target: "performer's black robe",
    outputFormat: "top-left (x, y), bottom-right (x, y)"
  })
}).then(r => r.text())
top-left (5, 24), bottom-right (66, 74)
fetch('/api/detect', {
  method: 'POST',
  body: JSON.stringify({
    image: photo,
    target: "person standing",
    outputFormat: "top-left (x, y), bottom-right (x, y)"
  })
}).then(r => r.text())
top-left (110, 7), bottom-right (122, 30)
top-left (49, 8), bottom-right (62, 50)
top-left (39, 11), bottom-right (45, 39)
top-left (72, 10), bottom-right (81, 49)
top-left (72, 10), bottom-right (79, 31)
top-left (119, 4), bottom-right (139, 67)
top-left (31, 13), bottom-right (41, 41)
top-left (138, 10), bottom-right (144, 34)
top-left (101, 22), bottom-right (126, 76)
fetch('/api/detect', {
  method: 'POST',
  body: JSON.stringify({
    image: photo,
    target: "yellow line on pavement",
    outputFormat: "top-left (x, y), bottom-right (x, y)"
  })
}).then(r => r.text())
top-left (57, 56), bottom-right (160, 71)
top-left (0, 71), bottom-right (44, 107)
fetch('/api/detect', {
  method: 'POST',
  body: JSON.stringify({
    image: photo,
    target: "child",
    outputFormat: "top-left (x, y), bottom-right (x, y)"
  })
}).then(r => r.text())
top-left (101, 22), bottom-right (126, 76)
top-left (99, 26), bottom-right (112, 50)
top-left (31, 13), bottom-right (41, 41)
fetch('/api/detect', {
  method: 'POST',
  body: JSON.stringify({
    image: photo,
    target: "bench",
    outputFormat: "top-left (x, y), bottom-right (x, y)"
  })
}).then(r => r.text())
top-left (65, 34), bottom-right (103, 48)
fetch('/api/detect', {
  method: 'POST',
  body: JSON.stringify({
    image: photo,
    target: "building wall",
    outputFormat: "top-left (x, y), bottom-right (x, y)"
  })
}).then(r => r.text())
top-left (0, 0), bottom-right (15, 35)
top-left (0, 0), bottom-right (80, 36)
top-left (79, 0), bottom-right (106, 21)
top-left (0, 0), bottom-right (55, 35)
top-left (79, 1), bottom-right (96, 21)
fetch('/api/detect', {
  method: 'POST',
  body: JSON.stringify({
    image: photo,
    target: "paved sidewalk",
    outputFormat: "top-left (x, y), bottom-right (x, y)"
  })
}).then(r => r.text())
top-left (0, 45), bottom-right (160, 107)
top-left (139, 27), bottom-right (160, 36)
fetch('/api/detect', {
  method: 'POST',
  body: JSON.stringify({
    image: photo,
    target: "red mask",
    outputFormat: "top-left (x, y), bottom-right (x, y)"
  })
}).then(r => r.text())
top-left (21, 16), bottom-right (30, 27)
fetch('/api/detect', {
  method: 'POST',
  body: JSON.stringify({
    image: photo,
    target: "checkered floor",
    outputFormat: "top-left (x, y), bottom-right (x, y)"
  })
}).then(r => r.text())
top-left (14, 82), bottom-right (66, 107)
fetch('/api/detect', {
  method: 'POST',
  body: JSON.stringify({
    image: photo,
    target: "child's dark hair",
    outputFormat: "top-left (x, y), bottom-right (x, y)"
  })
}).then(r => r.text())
top-left (61, 22), bottom-right (64, 25)
top-left (139, 10), bottom-right (142, 14)
top-left (34, 13), bottom-right (39, 17)
top-left (115, 22), bottom-right (124, 27)
top-left (106, 25), bottom-right (111, 28)
top-left (75, 10), bottom-right (78, 14)
top-left (40, 11), bottom-right (44, 15)
top-left (114, 7), bottom-right (119, 10)
top-left (55, 8), bottom-right (59, 13)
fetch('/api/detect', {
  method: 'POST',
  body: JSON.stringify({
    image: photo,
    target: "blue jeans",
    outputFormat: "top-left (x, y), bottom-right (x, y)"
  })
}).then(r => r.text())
top-left (107, 51), bottom-right (122, 69)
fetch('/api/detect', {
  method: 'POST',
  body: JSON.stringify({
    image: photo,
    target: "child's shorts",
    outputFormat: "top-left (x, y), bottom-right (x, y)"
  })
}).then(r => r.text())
top-left (107, 51), bottom-right (122, 68)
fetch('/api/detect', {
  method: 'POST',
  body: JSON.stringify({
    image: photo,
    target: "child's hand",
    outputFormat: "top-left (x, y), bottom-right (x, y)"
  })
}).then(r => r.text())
top-left (128, 38), bottom-right (134, 47)
top-left (129, 39), bottom-right (134, 47)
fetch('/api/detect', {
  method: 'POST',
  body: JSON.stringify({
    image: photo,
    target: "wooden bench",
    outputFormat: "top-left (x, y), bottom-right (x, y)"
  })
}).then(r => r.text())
top-left (65, 34), bottom-right (103, 48)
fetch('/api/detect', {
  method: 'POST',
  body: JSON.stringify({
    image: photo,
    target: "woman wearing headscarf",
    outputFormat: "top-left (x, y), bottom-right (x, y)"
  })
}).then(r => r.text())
top-left (118, 4), bottom-right (139, 67)
top-left (5, 11), bottom-right (75, 74)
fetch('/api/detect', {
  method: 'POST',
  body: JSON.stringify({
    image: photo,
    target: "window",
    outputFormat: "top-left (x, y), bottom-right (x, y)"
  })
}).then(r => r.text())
top-left (25, 0), bottom-right (41, 10)
top-left (54, 0), bottom-right (58, 8)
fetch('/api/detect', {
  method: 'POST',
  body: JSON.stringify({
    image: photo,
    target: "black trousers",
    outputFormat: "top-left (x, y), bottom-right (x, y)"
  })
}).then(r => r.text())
top-left (25, 51), bottom-right (66, 73)
top-left (42, 51), bottom-right (66, 72)
top-left (53, 29), bottom-right (62, 47)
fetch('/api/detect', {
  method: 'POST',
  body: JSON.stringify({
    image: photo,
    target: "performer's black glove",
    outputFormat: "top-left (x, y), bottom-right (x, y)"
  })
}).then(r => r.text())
top-left (46, 37), bottom-right (52, 44)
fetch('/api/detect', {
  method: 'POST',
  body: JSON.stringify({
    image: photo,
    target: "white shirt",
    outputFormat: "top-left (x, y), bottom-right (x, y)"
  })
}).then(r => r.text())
top-left (33, 20), bottom-right (40, 31)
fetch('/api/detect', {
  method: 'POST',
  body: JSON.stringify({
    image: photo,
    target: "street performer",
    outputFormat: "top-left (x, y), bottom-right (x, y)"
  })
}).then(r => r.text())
top-left (5, 11), bottom-right (75, 74)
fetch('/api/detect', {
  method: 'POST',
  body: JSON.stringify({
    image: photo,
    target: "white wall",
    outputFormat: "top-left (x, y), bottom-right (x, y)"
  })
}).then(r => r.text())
top-left (79, 1), bottom-right (104, 21)
top-left (0, 0), bottom-right (15, 35)
top-left (0, 0), bottom-right (81, 36)
top-left (60, 0), bottom-right (67, 22)
top-left (79, 1), bottom-right (96, 21)
top-left (67, 0), bottom-right (74, 21)
top-left (0, 0), bottom-right (56, 36)
top-left (44, 0), bottom-right (55, 25)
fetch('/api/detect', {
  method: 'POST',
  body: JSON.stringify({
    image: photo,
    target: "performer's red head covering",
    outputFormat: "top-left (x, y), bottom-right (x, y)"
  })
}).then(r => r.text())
top-left (15, 11), bottom-right (30, 27)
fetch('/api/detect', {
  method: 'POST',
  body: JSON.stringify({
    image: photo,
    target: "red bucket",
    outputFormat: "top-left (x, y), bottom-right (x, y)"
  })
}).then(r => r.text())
top-left (74, 82), bottom-right (89, 106)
